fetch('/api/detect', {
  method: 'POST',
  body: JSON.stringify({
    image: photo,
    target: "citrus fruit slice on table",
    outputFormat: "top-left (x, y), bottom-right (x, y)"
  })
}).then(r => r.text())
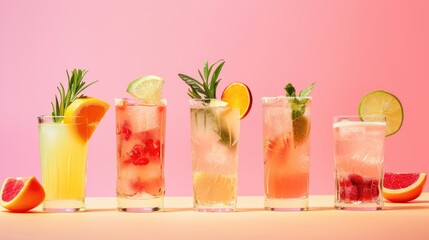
top-left (1, 176), bottom-right (45, 212)
top-left (221, 82), bottom-right (252, 119)
top-left (358, 90), bottom-right (403, 136)
top-left (383, 173), bottom-right (427, 202)
top-left (127, 75), bottom-right (164, 99)
top-left (64, 97), bottom-right (110, 140)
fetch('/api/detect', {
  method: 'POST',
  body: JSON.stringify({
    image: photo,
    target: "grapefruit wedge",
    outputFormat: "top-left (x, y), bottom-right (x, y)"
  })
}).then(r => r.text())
top-left (64, 97), bottom-right (110, 141)
top-left (1, 176), bottom-right (45, 212)
top-left (383, 173), bottom-right (427, 203)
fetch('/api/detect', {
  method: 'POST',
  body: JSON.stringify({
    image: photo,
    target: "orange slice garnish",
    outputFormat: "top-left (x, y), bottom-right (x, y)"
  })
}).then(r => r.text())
top-left (64, 97), bottom-right (110, 141)
top-left (221, 82), bottom-right (252, 119)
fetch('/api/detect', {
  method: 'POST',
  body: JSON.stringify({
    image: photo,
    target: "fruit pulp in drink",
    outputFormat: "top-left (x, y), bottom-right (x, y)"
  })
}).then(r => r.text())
top-left (333, 120), bottom-right (386, 209)
top-left (115, 99), bottom-right (166, 211)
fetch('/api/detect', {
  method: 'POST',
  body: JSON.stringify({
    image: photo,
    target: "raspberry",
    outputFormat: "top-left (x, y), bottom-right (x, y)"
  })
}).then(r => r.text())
top-left (126, 145), bottom-right (149, 166)
top-left (349, 174), bottom-right (364, 186)
top-left (361, 179), bottom-right (380, 201)
top-left (118, 122), bottom-right (132, 140)
top-left (348, 185), bottom-right (361, 201)
top-left (362, 187), bottom-right (372, 201)
top-left (145, 139), bottom-right (154, 148)
top-left (128, 145), bottom-right (144, 159)
top-left (133, 158), bottom-right (149, 166)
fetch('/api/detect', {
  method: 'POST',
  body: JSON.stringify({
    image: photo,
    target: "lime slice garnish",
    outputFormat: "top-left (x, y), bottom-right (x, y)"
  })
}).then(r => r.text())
top-left (358, 90), bottom-right (403, 136)
top-left (126, 75), bottom-right (164, 99)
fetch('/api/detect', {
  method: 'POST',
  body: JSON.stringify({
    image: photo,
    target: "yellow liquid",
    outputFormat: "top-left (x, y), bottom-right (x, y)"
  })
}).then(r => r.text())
top-left (193, 172), bottom-right (237, 205)
top-left (39, 123), bottom-right (87, 202)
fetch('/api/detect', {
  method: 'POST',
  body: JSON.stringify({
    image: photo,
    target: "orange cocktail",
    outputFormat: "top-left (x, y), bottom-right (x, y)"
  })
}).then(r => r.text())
top-left (262, 96), bottom-right (311, 211)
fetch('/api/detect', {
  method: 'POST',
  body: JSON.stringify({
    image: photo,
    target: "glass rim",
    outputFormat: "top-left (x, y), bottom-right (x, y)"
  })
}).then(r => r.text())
top-left (115, 97), bottom-right (167, 101)
top-left (189, 98), bottom-right (237, 109)
top-left (333, 115), bottom-right (386, 122)
top-left (37, 115), bottom-right (87, 119)
top-left (189, 98), bottom-right (218, 102)
top-left (38, 115), bottom-right (88, 124)
top-left (115, 98), bottom-right (167, 106)
top-left (261, 96), bottom-right (312, 101)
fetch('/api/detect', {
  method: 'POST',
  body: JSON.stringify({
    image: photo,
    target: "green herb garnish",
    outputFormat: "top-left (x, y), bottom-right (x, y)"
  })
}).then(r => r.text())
top-left (178, 59), bottom-right (225, 99)
top-left (180, 60), bottom-right (236, 146)
top-left (284, 82), bottom-right (315, 119)
top-left (51, 69), bottom-right (97, 122)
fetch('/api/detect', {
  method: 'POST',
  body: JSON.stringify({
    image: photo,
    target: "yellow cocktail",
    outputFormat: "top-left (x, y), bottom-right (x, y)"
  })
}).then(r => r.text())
top-left (38, 116), bottom-right (88, 212)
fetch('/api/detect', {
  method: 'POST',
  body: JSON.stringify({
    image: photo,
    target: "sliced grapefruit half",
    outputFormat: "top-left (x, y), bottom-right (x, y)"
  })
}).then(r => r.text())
top-left (383, 173), bottom-right (427, 203)
top-left (1, 176), bottom-right (45, 212)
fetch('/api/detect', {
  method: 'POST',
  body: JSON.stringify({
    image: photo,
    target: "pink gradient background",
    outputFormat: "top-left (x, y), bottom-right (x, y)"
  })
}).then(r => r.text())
top-left (1, 0), bottom-right (428, 197)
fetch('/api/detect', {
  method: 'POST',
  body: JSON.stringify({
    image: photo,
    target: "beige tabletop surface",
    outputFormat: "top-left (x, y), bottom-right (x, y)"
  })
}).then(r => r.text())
top-left (1, 193), bottom-right (428, 240)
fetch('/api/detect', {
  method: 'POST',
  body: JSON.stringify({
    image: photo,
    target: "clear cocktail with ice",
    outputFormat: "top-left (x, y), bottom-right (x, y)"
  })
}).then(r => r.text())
top-left (190, 99), bottom-right (240, 212)
top-left (333, 116), bottom-right (386, 210)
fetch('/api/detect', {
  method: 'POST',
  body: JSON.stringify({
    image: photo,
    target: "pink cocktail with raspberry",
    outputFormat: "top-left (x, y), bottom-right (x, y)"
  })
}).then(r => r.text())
top-left (115, 98), bottom-right (166, 212)
top-left (333, 116), bottom-right (386, 210)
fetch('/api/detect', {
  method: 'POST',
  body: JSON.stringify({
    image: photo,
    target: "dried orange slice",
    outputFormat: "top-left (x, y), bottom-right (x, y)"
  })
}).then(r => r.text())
top-left (64, 97), bottom-right (110, 141)
top-left (1, 176), bottom-right (45, 212)
top-left (221, 82), bottom-right (252, 119)
top-left (383, 173), bottom-right (427, 202)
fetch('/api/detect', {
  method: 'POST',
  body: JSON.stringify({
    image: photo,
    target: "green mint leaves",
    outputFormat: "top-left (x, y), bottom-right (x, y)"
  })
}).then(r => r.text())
top-left (284, 82), bottom-right (315, 119)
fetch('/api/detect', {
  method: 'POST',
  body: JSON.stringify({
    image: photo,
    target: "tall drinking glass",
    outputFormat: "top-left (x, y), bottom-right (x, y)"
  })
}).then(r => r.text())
top-left (38, 115), bottom-right (88, 212)
top-left (190, 99), bottom-right (240, 212)
top-left (333, 116), bottom-right (386, 210)
top-left (262, 96), bottom-right (311, 211)
top-left (115, 98), bottom-right (166, 212)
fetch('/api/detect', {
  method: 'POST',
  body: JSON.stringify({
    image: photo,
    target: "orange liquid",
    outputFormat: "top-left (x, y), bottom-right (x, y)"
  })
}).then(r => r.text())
top-left (264, 135), bottom-right (309, 199)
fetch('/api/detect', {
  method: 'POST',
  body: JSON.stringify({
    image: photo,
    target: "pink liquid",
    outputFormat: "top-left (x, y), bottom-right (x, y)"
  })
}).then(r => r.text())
top-left (115, 101), bottom-right (166, 198)
top-left (333, 120), bottom-right (385, 205)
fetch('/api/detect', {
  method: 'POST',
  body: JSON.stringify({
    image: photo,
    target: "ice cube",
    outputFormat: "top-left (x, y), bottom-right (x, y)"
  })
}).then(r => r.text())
top-left (124, 106), bottom-right (163, 133)
top-left (263, 101), bottom-right (292, 138)
top-left (117, 164), bottom-right (141, 197)
top-left (191, 108), bottom-right (220, 133)
top-left (205, 143), bottom-right (231, 165)
top-left (336, 121), bottom-right (366, 138)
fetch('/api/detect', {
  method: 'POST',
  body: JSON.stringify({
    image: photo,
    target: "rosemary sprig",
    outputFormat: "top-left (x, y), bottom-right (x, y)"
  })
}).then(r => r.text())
top-left (178, 59), bottom-right (225, 99)
top-left (51, 69), bottom-right (97, 122)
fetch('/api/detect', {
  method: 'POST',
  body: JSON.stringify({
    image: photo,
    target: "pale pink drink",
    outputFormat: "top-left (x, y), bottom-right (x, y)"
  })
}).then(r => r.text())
top-left (333, 116), bottom-right (386, 210)
top-left (115, 98), bottom-right (166, 212)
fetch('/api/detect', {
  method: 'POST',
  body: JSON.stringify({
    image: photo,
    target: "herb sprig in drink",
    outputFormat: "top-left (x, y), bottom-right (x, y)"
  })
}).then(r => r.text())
top-left (179, 60), bottom-right (252, 212)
